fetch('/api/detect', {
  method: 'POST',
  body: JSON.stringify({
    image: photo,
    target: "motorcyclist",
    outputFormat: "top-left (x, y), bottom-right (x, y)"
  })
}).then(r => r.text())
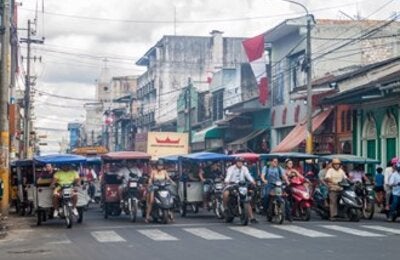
top-left (145, 160), bottom-right (174, 223)
top-left (324, 158), bottom-right (348, 221)
top-left (348, 164), bottom-right (369, 183)
top-left (51, 164), bottom-right (80, 217)
top-left (199, 162), bottom-right (223, 209)
top-left (117, 160), bottom-right (143, 205)
top-left (223, 157), bottom-right (258, 224)
top-left (261, 158), bottom-right (289, 214)
top-left (384, 159), bottom-right (397, 211)
top-left (387, 161), bottom-right (400, 221)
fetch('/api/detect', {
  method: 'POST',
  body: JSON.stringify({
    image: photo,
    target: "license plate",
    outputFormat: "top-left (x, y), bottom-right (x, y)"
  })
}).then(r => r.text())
top-left (63, 188), bottom-right (72, 196)
top-left (239, 187), bottom-right (247, 195)
top-left (159, 190), bottom-right (169, 197)
top-left (129, 182), bottom-right (137, 188)
top-left (275, 188), bottom-right (282, 196)
top-left (215, 183), bottom-right (223, 189)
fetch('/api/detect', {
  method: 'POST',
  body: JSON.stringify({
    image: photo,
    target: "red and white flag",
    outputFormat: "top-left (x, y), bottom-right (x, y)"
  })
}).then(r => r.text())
top-left (242, 34), bottom-right (268, 106)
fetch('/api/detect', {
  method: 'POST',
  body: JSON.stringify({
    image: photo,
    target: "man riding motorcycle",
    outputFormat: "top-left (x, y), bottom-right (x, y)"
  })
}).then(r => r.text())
top-left (223, 157), bottom-right (258, 224)
top-left (117, 160), bottom-right (143, 206)
top-left (200, 162), bottom-right (223, 209)
top-left (324, 158), bottom-right (348, 221)
top-left (51, 164), bottom-right (80, 217)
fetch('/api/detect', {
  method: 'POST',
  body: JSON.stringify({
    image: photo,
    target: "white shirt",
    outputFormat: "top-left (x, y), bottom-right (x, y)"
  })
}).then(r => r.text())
top-left (118, 167), bottom-right (142, 184)
top-left (384, 167), bottom-right (394, 187)
top-left (225, 165), bottom-right (254, 184)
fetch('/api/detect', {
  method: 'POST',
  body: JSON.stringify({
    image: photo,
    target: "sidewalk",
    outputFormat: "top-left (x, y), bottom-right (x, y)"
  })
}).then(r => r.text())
top-left (0, 213), bottom-right (34, 239)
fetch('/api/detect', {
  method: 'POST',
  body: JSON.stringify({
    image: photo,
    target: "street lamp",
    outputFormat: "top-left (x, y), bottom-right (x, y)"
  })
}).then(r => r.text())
top-left (282, 0), bottom-right (314, 154)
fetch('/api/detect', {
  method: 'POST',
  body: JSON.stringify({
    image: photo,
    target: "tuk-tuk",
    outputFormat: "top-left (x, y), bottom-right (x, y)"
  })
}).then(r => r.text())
top-left (10, 159), bottom-right (35, 216)
top-left (100, 151), bottom-right (151, 221)
top-left (33, 154), bottom-right (88, 228)
top-left (177, 152), bottom-right (233, 217)
top-left (84, 156), bottom-right (102, 204)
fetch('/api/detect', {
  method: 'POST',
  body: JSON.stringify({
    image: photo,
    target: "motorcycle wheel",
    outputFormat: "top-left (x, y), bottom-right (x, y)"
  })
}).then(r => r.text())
top-left (129, 199), bottom-right (137, 223)
top-left (272, 201), bottom-right (284, 225)
top-left (180, 203), bottom-right (187, 217)
top-left (192, 204), bottom-right (199, 213)
top-left (300, 206), bottom-right (311, 221)
top-left (36, 210), bottom-right (42, 226)
top-left (240, 203), bottom-right (249, 226)
top-left (65, 206), bottom-right (73, 229)
top-left (162, 209), bottom-right (169, 224)
top-left (104, 203), bottom-right (109, 219)
top-left (77, 207), bottom-right (84, 224)
top-left (362, 199), bottom-right (375, 220)
top-left (214, 201), bottom-right (224, 219)
top-left (348, 208), bottom-right (360, 222)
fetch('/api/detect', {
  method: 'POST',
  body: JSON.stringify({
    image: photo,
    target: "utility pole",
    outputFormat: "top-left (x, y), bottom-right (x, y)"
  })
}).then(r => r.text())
top-left (185, 78), bottom-right (192, 150)
top-left (20, 19), bottom-right (44, 159)
top-left (283, 0), bottom-right (314, 154)
top-left (0, 0), bottom-right (11, 215)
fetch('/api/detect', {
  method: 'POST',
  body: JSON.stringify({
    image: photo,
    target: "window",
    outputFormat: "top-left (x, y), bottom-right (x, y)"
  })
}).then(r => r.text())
top-left (288, 51), bottom-right (306, 91)
top-left (212, 91), bottom-right (224, 121)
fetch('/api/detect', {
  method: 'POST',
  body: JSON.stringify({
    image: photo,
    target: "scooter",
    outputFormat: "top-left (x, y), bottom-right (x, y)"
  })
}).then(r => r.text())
top-left (354, 182), bottom-right (375, 220)
top-left (313, 179), bottom-right (362, 221)
top-left (57, 184), bottom-right (78, 229)
top-left (266, 181), bottom-right (286, 224)
top-left (251, 178), bottom-right (264, 215)
top-left (144, 180), bottom-right (174, 224)
top-left (121, 175), bottom-right (141, 222)
top-left (210, 178), bottom-right (224, 219)
top-left (225, 181), bottom-right (250, 226)
top-left (288, 178), bottom-right (313, 221)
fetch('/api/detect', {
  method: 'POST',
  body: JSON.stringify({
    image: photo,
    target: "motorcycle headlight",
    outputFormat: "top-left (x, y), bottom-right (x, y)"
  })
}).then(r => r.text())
top-left (239, 187), bottom-right (247, 195)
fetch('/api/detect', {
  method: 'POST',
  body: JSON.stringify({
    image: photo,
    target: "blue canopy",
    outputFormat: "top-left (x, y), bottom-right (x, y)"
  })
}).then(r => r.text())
top-left (180, 152), bottom-right (233, 162)
top-left (10, 159), bottom-right (33, 167)
top-left (320, 154), bottom-right (380, 164)
top-left (34, 154), bottom-right (87, 165)
top-left (86, 156), bottom-right (102, 164)
top-left (260, 152), bottom-right (319, 160)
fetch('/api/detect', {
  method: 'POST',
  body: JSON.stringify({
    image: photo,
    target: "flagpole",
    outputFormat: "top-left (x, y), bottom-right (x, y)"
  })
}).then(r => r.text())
top-left (282, 0), bottom-right (313, 154)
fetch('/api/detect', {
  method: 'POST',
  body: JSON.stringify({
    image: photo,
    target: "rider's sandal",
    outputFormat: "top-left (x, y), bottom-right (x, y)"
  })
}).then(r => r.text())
top-left (144, 218), bottom-right (150, 224)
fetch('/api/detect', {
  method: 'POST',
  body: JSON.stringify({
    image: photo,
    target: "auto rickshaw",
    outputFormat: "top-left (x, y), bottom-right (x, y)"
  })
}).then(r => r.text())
top-left (10, 159), bottom-right (35, 216)
top-left (100, 151), bottom-right (151, 221)
top-left (84, 156), bottom-right (102, 204)
top-left (33, 154), bottom-right (88, 228)
top-left (177, 152), bottom-right (233, 217)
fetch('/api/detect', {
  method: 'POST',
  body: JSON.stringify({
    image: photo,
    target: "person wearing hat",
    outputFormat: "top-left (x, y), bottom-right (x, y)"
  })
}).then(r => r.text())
top-left (324, 158), bottom-right (348, 220)
top-left (145, 159), bottom-right (174, 223)
top-left (224, 157), bottom-right (258, 224)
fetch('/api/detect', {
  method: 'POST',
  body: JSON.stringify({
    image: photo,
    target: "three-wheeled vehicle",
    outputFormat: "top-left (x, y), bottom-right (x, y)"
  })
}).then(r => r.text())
top-left (320, 154), bottom-right (380, 220)
top-left (100, 151), bottom-right (151, 221)
top-left (85, 156), bottom-right (102, 204)
top-left (33, 154), bottom-right (88, 228)
top-left (10, 159), bottom-right (35, 215)
top-left (177, 152), bottom-right (233, 218)
top-left (260, 152), bottom-right (318, 223)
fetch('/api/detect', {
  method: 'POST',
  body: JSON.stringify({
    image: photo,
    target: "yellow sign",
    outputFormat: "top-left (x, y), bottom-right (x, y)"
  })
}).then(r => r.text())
top-left (146, 132), bottom-right (189, 158)
top-left (73, 146), bottom-right (108, 155)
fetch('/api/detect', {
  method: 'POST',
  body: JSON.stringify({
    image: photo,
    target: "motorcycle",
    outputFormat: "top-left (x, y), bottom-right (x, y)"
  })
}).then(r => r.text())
top-left (224, 181), bottom-right (250, 226)
top-left (56, 184), bottom-right (78, 229)
top-left (143, 180), bottom-right (174, 224)
top-left (251, 179), bottom-right (264, 215)
top-left (209, 178), bottom-right (224, 219)
top-left (121, 174), bottom-right (142, 222)
top-left (288, 178), bottom-right (313, 221)
top-left (386, 187), bottom-right (400, 222)
top-left (266, 181), bottom-right (286, 224)
top-left (313, 179), bottom-right (362, 222)
top-left (354, 182), bottom-right (375, 220)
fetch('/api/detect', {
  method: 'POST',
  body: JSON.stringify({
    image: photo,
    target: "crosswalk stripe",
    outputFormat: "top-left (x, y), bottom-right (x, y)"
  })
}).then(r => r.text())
top-left (47, 239), bottom-right (72, 245)
top-left (363, 225), bottom-right (400, 235)
top-left (184, 228), bottom-right (232, 240)
top-left (229, 226), bottom-right (283, 239)
top-left (138, 229), bottom-right (179, 241)
top-left (272, 225), bottom-right (334, 237)
top-left (321, 225), bottom-right (385, 237)
top-left (91, 231), bottom-right (126, 242)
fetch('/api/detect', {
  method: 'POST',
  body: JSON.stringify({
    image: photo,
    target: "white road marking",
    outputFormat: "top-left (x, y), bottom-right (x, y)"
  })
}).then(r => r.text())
top-left (184, 228), bottom-right (232, 240)
top-left (137, 229), bottom-right (179, 241)
top-left (363, 225), bottom-right (400, 235)
top-left (47, 240), bottom-right (72, 245)
top-left (272, 225), bottom-right (334, 237)
top-left (229, 226), bottom-right (283, 239)
top-left (91, 231), bottom-right (126, 242)
top-left (321, 225), bottom-right (385, 237)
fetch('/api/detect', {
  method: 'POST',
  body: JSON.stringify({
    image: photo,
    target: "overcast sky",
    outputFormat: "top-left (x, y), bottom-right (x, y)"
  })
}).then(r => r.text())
top-left (17, 0), bottom-right (400, 153)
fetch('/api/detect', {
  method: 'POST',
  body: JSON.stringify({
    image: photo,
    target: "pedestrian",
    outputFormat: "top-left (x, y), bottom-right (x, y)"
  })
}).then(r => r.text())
top-left (374, 167), bottom-right (384, 208)
top-left (387, 162), bottom-right (400, 221)
top-left (384, 160), bottom-right (396, 211)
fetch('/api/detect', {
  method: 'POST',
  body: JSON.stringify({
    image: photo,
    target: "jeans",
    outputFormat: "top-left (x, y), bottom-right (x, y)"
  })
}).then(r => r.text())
top-left (263, 184), bottom-right (274, 210)
top-left (390, 195), bottom-right (400, 218)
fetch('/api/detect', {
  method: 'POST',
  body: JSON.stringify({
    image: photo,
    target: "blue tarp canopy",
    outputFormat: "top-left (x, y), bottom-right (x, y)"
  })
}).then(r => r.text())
top-left (260, 152), bottom-right (319, 160)
top-left (320, 154), bottom-right (380, 164)
top-left (86, 156), bottom-right (102, 164)
top-left (34, 154), bottom-right (87, 165)
top-left (180, 152), bottom-right (233, 162)
top-left (10, 159), bottom-right (33, 167)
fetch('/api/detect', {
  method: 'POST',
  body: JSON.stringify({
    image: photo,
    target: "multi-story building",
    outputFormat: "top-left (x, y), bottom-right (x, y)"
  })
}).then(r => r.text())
top-left (136, 31), bottom-right (248, 133)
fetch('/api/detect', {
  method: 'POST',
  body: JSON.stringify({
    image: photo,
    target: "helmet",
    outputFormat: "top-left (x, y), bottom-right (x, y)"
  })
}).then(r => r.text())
top-left (332, 158), bottom-right (341, 165)
top-left (391, 157), bottom-right (399, 166)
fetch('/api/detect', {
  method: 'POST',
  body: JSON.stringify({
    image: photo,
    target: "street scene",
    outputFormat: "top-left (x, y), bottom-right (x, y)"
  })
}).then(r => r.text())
top-left (1, 0), bottom-right (400, 259)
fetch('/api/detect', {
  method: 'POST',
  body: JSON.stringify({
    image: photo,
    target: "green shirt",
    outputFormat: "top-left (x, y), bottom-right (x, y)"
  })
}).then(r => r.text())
top-left (54, 170), bottom-right (79, 186)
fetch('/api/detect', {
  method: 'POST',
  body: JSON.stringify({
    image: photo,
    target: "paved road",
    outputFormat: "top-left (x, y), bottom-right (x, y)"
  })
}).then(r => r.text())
top-left (1, 206), bottom-right (400, 260)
